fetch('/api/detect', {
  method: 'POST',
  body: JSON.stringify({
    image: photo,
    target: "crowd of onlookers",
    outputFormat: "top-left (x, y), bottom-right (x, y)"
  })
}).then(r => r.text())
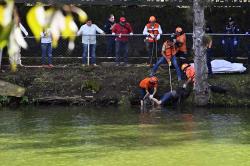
top-left (0, 14), bottom-right (247, 70)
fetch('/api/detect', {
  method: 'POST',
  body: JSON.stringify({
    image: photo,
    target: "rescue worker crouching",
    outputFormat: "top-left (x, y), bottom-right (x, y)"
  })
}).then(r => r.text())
top-left (150, 34), bottom-right (182, 81)
top-left (139, 76), bottom-right (158, 107)
top-left (181, 63), bottom-right (195, 89)
top-left (143, 16), bottom-right (163, 66)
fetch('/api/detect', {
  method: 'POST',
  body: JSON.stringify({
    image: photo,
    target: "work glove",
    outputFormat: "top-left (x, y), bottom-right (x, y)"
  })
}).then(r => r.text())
top-left (182, 83), bottom-right (187, 89)
top-left (168, 61), bottom-right (172, 66)
top-left (149, 95), bottom-right (154, 99)
top-left (222, 40), bottom-right (225, 45)
top-left (246, 32), bottom-right (249, 35)
top-left (233, 40), bottom-right (238, 46)
top-left (129, 32), bottom-right (133, 35)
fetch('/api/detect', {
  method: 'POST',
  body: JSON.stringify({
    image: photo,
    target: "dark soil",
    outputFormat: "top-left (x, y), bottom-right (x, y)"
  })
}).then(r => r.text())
top-left (0, 64), bottom-right (250, 107)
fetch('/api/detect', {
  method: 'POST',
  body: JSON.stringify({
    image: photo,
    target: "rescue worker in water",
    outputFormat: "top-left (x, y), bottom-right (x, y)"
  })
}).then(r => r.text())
top-left (139, 76), bottom-right (158, 107)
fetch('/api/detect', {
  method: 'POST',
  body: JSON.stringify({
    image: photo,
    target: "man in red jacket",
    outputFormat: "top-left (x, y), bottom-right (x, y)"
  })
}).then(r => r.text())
top-left (112, 17), bottom-right (133, 66)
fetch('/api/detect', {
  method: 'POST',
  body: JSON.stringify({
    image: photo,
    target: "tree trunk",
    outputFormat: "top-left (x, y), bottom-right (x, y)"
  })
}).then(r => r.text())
top-left (193, 0), bottom-right (209, 106)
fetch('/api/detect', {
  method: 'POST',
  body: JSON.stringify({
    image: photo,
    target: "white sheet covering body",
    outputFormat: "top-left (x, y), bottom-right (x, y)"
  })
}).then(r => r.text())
top-left (191, 59), bottom-right (246, 73)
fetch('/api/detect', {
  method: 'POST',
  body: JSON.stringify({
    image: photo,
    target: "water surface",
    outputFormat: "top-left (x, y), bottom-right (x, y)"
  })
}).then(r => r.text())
top-left (0, 106), bottom-right (250, 166)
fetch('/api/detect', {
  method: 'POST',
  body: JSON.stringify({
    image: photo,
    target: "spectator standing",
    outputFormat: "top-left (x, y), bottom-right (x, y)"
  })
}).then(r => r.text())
top-left (143, 16), bottom-right (162, 66)
top-left (222, 17), bottom-right (240, 62)
top-left (175, 26), bottom-right (187, 61)
top-left (41, 28), bottom-right (53, 68)
top-left (174, 26), bottom-right (187, 78)
top-left (205, 25), bottom-right (213, 75)
top-left (103, 14), bottom-right (116, 57)
top-left (77, 19), bottom-right (105, 66)
top-left (112, 17), bottom-right (133, 66)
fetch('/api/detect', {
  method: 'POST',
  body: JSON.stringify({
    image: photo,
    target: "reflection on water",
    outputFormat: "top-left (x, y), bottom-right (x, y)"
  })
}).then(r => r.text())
top-left (0, 106), bottom-right (250, 166)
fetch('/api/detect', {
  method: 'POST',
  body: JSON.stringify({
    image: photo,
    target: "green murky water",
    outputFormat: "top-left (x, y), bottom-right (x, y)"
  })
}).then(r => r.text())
top-left (0, 106), bottom-right (250, 166)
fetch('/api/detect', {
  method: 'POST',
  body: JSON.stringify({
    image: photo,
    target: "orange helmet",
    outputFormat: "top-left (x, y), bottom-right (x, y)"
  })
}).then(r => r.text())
top-left (149, 76), bottom-right (158, 84)
top-left (176, 27), bottom-right (183, 33)
top-left (181, 63), bottom-right (189, 71)
top-left (149, 16), bottom-right (156, 22)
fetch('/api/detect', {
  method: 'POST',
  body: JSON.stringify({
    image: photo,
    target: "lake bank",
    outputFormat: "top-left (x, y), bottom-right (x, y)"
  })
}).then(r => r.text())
top-left (0, 64), bottom-right (249, 107)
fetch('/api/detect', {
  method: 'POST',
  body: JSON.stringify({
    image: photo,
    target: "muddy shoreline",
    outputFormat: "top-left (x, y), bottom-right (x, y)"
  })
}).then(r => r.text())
top-left (0, 64), bottom-right (250, 107)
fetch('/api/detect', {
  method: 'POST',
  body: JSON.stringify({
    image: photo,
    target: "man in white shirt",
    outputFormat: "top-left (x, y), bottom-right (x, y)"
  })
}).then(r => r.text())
top-left (41, 28), bottom-right (53, 68)
top-left (77, 19), bottom-right (105, 66)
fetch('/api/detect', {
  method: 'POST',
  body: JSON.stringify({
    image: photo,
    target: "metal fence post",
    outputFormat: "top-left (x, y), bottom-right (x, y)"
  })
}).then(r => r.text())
top-left (87, 38), bottom-right (90, 66)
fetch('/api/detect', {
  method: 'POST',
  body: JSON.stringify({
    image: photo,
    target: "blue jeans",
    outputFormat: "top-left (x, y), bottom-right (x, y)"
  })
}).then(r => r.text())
top-left (160, 91), bottom-right (174, 105)
top-left (115, 41), bottom-right (128, 64)
top-left (41, 43), bottom-right (52, 65)
top-left (151, 56), bottom-right (182, 80)
top-left (106, 37), bottom-right (115, 57)
top-left (82, 44), bottom-right (96, 64)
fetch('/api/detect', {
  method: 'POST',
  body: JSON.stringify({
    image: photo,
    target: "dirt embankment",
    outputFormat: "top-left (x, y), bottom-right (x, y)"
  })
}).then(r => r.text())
top-left (0, 65), bottom-right (250, 107)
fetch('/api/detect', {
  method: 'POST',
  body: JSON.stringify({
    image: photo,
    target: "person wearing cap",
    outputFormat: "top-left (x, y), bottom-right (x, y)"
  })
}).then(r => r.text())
top-left (221, 17), bottom-right (240, 62)
top-left (112, 17), bottom-right (133, 66)
top-left (139, 76), bottom-right (158, 107)
top-left (143, 16), bottom-right (163, 66)
top-left (181, 63), bottom-right (195, 88)
top-left (103, 14), bottom-right (116, 57)
top-left (205, 26), bottom-right (213, 75)
top-left (77, 19), bottom-right (105, 66)
top-left (175, 26), bottom-right (187, 60)
top-left (150, 35), bottom-right (182, 81)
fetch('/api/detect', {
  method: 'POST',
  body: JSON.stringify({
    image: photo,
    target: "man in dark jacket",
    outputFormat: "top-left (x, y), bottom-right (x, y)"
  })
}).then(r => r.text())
top-left (103, 14), bottom-right (116, 57)
top-left (222, 17), bottom-right (240, 62)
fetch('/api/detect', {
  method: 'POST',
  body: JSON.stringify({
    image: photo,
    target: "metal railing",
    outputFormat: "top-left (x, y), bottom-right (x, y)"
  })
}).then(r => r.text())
top-left (1, 33), bottom-right (250, 66)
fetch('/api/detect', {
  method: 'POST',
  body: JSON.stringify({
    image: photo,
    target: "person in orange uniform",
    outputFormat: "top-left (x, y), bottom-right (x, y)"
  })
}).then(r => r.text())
top-left (139, 76), bottom-right (158, 107)
top-left (181, 63), bottom-right (195, 88)
top-left (143, 16), bottom-right (163, 65)
top-left (175, 27), bottom-right (187, 60)
top-left (150, 35), bottom-right (182, 81)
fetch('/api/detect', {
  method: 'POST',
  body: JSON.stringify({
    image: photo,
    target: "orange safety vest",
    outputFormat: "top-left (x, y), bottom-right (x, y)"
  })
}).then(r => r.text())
top-left (146, 23), bottom-right (160, 42)
top-left (162, 40), bottom-right (178, 60)
top-left (176, 33), bottom-right (187, 53)
top-left (185, 66), bottom-right (195, 82)
top-left (139, 77), bottom-right (158, 90)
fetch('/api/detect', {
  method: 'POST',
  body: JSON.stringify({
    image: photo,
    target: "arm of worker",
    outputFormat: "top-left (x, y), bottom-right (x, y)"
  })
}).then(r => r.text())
top-left (183, 79), bottom-right (192, 89)
top-left (152, 87), bottom-right (157, 96)
top-left (143, 89), bottom-right (150, 100)
top-left (143, 26), bottom-right (149, 35)
top-left (156, 25), bottom-right (163, 40)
